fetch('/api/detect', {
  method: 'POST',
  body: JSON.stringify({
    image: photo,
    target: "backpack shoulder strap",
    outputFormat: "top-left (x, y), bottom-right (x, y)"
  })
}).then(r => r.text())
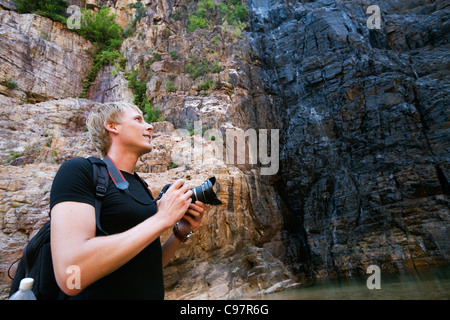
top-left (87, 157), bottom-right (109, 235)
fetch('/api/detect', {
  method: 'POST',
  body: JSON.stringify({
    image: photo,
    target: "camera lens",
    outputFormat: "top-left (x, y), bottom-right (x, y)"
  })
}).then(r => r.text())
top-left (157, 177), bottom-right (222, 206)
top-left (190, 177), bottom-right (222, 205)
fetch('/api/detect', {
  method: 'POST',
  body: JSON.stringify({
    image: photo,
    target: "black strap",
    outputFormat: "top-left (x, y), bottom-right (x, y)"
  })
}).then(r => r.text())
top-left (23, 245), bottom-right (29, 276)
top-left (92, 164), bottom-right (109, 235)
top-left (133, 172), bottom-right (155, 200)
top-left (102, 156), bottom-right (129, 190)
top-left (87, 157), bottom-right (110, 235)
top-left (88, 156), bottom-right (154, 235)
top-left (103, 156), bottom-right (153, 206)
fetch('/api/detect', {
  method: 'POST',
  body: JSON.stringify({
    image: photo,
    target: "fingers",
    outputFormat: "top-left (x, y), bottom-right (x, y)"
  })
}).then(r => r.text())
top-left (178, 201), bottom-right (207, 234)
top-left (168, 179), bottom-right (193, 200)
top-left (190, 201), bottom-right (207, 213)
top-left (185, 201), bottom-right (206, 219)
top-left (185, 189), bottom-right (193, 200)
top-left (169, 179), bottom-right (185, 191)
top-left (195, 200), bottom-right (207, 208)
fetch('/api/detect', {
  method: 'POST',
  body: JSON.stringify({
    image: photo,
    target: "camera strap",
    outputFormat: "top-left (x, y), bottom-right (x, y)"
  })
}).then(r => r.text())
top-left (103, 155), bottom-right (129, 191)
top-left (103, 156), bottom-right (154, 205)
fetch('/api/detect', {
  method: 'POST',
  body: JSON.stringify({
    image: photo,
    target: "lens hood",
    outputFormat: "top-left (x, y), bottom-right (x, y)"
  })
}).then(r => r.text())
top-left (191, 177), bottom-right (222, 205)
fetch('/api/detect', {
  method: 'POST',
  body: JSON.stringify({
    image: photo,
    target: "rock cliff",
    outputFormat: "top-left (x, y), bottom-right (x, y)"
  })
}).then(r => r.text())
top-left (0, 0), bottom-right (293, 299)
top-left (0, 0), bottom-right (449, 299)
top-left (0, 10), bottom-right (94, 104)
top-left (248, 0), bottom-right (449, 278)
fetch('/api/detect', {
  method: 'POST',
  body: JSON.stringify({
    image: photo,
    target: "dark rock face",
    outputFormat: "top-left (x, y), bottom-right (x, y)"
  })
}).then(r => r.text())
top-left (248, 0), bottom-right (450, 278)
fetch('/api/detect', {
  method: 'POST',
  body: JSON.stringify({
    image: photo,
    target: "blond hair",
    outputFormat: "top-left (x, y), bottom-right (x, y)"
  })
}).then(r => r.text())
top-left (86, 102), bottom-right (143, 157)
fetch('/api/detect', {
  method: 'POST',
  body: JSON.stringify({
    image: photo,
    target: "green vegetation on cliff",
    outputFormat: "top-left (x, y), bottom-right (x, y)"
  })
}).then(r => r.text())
top-left (78, 7), bottom-right (125, 99)
top-left (12, 0), bottom-right (69, 23)
top-left (125, 70), bottom-right (164, 123)
top-left (77, 6), bottom-right (123, 50)
top-left (187, 0), bottom-right (249, 32)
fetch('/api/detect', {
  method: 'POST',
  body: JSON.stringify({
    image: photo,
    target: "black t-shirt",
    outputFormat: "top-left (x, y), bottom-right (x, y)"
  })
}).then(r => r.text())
top-left (50, 157), bottom-right (164, 300)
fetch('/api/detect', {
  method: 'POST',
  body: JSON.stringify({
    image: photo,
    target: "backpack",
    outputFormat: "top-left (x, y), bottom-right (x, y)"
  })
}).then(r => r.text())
top-left (8, 157), bottom-right (110, 299)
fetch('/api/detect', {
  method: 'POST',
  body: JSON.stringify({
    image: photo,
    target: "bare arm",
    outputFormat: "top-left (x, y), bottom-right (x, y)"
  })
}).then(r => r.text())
top-left (161, 201), bottom-right (207, 267)
top-left (51, 179), bottom-right (191, 296)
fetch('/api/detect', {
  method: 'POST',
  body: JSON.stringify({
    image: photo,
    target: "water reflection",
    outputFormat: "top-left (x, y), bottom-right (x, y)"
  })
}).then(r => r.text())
top-left (258, 267), bottom-right (450, 300)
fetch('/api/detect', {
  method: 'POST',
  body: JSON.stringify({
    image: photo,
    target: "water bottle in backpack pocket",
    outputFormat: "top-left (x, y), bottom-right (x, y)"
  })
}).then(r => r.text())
top-left (9, 278), bottom-right (37, 300)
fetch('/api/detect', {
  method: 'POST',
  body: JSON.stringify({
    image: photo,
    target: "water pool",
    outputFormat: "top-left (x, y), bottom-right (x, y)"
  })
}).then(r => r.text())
top-left (258, 267), bottom-right (450, 300)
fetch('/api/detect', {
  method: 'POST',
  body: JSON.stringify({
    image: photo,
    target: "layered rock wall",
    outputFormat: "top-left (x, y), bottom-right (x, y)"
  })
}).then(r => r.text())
top-left (0, 98), bottom-right (292, 299)
top-left (0, 10), bottom-right (94, 103)
top-left (248, 0), bottom-right (450, 278)
top-left (0, 0), bottom-right (294, 299)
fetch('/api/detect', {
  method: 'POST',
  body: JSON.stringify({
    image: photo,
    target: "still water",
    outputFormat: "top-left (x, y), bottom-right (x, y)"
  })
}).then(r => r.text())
top-left (259, 267), bottom-right (450, 300)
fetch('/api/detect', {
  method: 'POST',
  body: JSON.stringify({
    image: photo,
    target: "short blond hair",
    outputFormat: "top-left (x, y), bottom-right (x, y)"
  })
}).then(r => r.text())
top-left (86, 102), bottom-right (143, 157)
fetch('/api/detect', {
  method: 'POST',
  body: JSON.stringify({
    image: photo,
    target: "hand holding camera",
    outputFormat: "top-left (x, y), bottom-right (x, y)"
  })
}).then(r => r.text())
top-left (156, 177), bottom-right (222, 235)
top-left (156, 179), bottom-right (193, 228)
top-left (156, 177), bottom-right (222, 205)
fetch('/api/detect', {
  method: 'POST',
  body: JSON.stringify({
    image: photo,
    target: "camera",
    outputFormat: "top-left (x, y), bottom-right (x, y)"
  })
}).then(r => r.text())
top-left (156, 177), bottom-right (222, 205)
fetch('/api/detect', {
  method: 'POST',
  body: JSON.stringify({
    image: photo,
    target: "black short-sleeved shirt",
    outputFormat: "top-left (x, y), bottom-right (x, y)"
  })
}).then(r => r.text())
top-left (50, 157), bottom-right (163, 300)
